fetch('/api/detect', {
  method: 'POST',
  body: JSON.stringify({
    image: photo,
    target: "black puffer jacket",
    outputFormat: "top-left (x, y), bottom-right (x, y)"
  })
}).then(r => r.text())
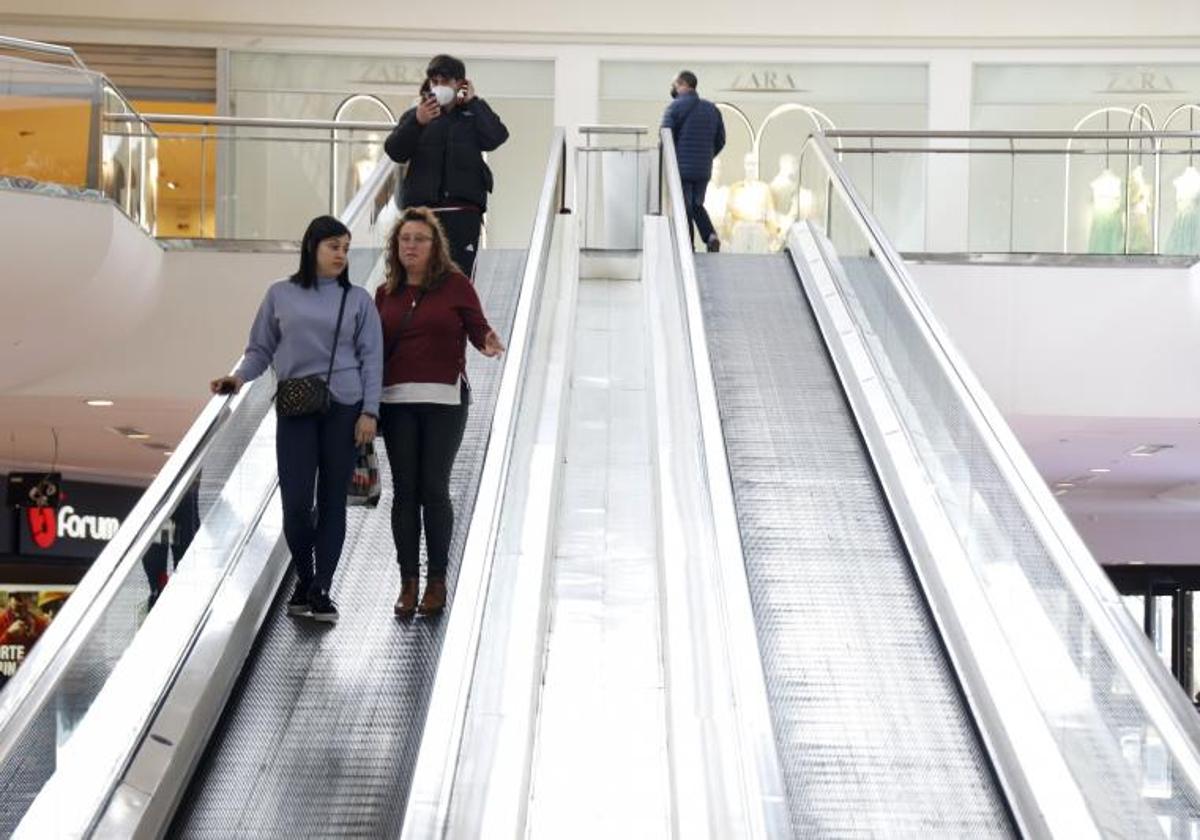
top-left (384, 98), bottom-right (509, 211)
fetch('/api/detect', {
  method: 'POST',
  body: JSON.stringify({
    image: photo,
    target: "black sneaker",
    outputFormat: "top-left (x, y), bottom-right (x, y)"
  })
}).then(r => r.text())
top-left (286, 582), bottom-right (312, 617)
top-left (309, 590), bottom-right (338, 623)
top-left (706, 234), bottom-right (721, 253)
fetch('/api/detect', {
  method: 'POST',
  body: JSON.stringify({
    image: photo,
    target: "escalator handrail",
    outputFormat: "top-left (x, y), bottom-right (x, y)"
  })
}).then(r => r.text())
top-left (400, 128), bottom-right (567, 838)
top-left (806, 129), bottom-right (1200, 803)
top-left (0, 157), bottom-right (400, 775)
top-left (657, 128), bottom-right (791, 838)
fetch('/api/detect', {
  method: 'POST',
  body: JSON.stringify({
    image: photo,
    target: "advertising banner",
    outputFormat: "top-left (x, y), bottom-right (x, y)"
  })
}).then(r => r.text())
top-left (0, 587), bottom-right (73, 687)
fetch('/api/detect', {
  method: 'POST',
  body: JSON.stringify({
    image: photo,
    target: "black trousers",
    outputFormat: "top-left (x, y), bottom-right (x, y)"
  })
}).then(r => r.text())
top-left (682, 179), bottom-right (716, 246)
top-left (276, 401), bottom-right (360, 594)
top-left (433, 208), bottom-right (483, 277)
top-left (379, 395), bottom-right (468, 579)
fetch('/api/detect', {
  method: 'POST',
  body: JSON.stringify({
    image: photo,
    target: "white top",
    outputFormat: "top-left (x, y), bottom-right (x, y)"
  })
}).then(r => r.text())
top-left (381, 381), bottom-right (461, 405)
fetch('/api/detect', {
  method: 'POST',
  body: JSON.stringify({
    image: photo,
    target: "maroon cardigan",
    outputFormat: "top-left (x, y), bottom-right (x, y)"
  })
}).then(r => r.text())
top-left (375, 272), bottom-right (492, 387)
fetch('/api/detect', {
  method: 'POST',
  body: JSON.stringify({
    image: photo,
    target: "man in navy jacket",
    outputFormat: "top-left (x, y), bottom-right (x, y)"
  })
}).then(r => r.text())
top-left (661, 71), bottom-right (726, 252)
top-left (385, 55), bottom-right (509, 275)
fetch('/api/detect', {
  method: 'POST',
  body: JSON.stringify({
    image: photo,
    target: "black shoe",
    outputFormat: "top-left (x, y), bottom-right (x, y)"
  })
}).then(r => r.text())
top-left (287, 581), bottom-right (312, 617)
top-left (706, 235), bottom-right (721, 253)
top-left (309, 590), bottom-right (338, 623)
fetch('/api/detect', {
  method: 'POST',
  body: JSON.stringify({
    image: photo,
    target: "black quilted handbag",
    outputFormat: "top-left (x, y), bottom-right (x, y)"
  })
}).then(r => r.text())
top-left (275, 287), bottom-right (348, 418)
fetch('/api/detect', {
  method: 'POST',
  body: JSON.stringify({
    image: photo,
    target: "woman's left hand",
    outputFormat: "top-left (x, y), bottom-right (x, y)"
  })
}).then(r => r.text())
top-left (355, 414), bottom-right (377, 446)
top-left (481, 330), bottom-right (505, 358)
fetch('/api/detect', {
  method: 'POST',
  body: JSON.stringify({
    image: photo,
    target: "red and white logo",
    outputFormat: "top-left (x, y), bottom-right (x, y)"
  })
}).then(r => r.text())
top-left (24, 505), bottom-right (121, 550)
top-left (26, 507), bottom-right (56, 549)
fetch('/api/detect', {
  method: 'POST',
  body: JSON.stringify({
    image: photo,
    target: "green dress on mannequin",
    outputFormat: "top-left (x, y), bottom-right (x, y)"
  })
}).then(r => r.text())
top-left (1166, 166), bottom-right (1200, 255)
top-left (1087, 168), bottom-right (1124, 254)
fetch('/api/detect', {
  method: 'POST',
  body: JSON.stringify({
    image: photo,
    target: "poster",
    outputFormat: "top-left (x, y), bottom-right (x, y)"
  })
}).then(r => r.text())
top-left (0, 588), bottom-right (73, 688)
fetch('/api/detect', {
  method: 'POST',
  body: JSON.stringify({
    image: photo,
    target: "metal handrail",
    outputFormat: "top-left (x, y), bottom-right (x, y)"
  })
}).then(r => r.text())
top-left (807, 129), bottom-right (1200, 819)
top-left (106, 113), bottom-right (396, 131)
top-left (0, 35), bottom-right (88, 70)
top-left (826, 129), bottom-right (1200, 140)
top-left (658, 128), bottom-right (791, 837)
top-left (400, 128), bottom-right (567, 839)
top-left (0, 155), bottom-right (402, 820)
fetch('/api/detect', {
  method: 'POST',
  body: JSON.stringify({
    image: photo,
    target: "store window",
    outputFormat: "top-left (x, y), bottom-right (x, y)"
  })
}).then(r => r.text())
top-left (227, 52), bottom-right (554, 244)
top-left (971, 64), bottom-right (1200, 254)
top-left (599, 61), bottom-right (929, 251)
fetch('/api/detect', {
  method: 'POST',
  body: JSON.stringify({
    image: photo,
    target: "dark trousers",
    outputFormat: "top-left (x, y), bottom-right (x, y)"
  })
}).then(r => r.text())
top-left (682, 179), bottom-right (716, 246)
top-left (379, 396), bottom-right (468, 579)
top-left (434, 209), bottom-right (483, 277)
top-left (276, 401), bottom-right (360, 594)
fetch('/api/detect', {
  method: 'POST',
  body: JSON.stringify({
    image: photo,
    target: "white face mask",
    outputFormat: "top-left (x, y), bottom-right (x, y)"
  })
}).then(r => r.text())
top-left (430, 85), bottom-right (457, 107)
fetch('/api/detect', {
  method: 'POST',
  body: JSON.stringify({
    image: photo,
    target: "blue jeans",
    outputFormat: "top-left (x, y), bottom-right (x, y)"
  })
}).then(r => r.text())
top-left (276, 401), bottom-right (360, 594)
top-left (682, 179), bottom-right (716, 246)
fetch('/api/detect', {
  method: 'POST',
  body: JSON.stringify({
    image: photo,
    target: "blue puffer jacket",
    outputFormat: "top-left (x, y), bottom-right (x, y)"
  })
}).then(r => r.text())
top-left (661, 92), bottom-right (726, 182)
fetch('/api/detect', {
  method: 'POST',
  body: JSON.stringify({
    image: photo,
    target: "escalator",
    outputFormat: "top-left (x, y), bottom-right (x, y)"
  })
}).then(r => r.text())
top-left (169, 250), bottom-right (524, 836)
top-left (696, 252), bottom-right (1012, 835)
top-left (0, 130), bottom-right (566, 838)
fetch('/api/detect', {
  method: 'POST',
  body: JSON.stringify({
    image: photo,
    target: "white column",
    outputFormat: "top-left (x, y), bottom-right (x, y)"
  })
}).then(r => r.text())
top-left (925, 51), bottom-right (973, 253)
top-left (553, 47), bottom-right (600, 211)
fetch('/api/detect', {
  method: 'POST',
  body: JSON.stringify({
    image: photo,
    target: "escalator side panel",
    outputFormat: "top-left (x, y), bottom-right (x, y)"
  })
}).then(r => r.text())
top-left (169, 250), bottom-right (526, 837)
top-left (696, 253), bottom-right (1012, 837)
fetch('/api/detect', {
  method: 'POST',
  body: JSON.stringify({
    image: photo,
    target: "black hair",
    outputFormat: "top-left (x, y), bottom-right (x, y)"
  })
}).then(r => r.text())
top-left (677, 70), bottom-right (698, 89)
top-left (291, 215), bottom-right (352, 290)
top-left (427, 54), bottom-right (466, 81)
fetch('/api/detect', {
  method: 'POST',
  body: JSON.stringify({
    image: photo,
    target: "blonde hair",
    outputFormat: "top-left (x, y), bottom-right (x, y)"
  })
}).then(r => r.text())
top-left (383, 207), bottom-right (461, 294)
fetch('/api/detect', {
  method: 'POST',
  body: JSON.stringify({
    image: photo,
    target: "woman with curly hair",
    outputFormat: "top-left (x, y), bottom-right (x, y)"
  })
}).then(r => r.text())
top-left (375, 207), bottom-right (504, 617)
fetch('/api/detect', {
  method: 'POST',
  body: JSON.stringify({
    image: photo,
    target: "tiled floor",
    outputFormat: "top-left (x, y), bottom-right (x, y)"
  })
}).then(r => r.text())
top-left (527, 278), bottom-right (671, 839)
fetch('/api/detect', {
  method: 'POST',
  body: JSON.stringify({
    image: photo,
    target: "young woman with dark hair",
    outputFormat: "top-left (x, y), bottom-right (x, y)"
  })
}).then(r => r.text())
top-left (211, 215), bottom-right (383, 623)
top-left (376, 207), bottom-right (504, 617)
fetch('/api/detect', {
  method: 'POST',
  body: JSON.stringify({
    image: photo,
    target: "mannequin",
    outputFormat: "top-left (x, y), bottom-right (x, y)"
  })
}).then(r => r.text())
top-left (1126, 164), bottom-right (1153, 253)
top-left (725, 153), bottom-right (775, 253)
top-left (704, 157), bottom-right (729, 238)
top-left (768, 153), bottom-right (801, 247)
top-left (1087, 167), bottom-right (1124, 254)
top-left (1166, 165), bottom-right (1200, 255)
top-left (350, 133), bottom-right (383, 199)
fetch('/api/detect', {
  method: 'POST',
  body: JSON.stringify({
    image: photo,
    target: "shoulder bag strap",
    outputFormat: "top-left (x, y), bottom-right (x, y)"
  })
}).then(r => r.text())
top-left (325, 286), bottom-right (350, 385)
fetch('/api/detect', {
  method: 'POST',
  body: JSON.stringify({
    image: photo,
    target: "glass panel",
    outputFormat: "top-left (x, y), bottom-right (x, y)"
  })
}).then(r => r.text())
top-left (1189, 592), bottom-right (1200, 707)
top-left (600, 60), bottom-right (928, 254)
top-left (0, 56), bottom-right (98, 190)
top-left (1154, 594), bottom-right (1176, 672)
top-left (228, 51), bottom-right (554, 247)
top-left (799, 141), bottom-right (1200, 829)
top-left (1125, 593), bottom-right (1147, 628)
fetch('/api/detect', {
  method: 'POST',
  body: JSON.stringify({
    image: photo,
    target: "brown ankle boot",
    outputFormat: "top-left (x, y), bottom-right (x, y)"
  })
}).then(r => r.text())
top-left (394, 578), bottom-right (418, 617)
top-left (418, 577), bottom-right (447, 615)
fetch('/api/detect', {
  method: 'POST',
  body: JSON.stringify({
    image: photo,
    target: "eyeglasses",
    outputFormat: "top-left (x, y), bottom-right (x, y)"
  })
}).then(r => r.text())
top-left (398, 235), bottom-right (434, 245)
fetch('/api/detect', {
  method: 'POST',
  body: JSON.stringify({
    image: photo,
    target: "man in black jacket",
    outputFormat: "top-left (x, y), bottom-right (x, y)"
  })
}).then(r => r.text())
top-left (385, 55), bottom-right (509, 275)
top-left (661, 71), bottom-right (725, 252)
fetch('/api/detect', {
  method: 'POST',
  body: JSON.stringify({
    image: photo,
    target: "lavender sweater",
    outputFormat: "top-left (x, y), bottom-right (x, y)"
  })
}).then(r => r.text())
top-left (235, 277), bottom-right (383, 415)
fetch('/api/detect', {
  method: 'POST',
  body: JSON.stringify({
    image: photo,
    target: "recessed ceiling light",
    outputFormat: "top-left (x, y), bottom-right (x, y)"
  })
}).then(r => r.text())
top-left (166, 180), bottom-right (178, 190)
top-left (1055, 482), bottom-right (1075, 488)
top-left (125, 433), bottom-right (151, 440)
top-left (1127, 560), bottom-right (1146, 565)
top-left (163, 450), bottom-right (174, 456)
top-left (1130, 444), bottom-right (1174, 457)
top-left (1089, 468), bottom-right (1111, 473)
top-left (1054, 489), bottom-right (1069, 496)
top-left (85, 399), bottom-right (114, 407)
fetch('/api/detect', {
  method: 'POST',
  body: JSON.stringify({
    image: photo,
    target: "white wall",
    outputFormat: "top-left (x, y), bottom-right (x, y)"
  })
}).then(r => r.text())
top-left (0, 191), bottom-right (162, 390)
top-left (2, 0), bottom-right (1198, 39)
top-left (1, 246), bottom-right (295, 480)
top-left (910, 260), bottom-right (1200, 419)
